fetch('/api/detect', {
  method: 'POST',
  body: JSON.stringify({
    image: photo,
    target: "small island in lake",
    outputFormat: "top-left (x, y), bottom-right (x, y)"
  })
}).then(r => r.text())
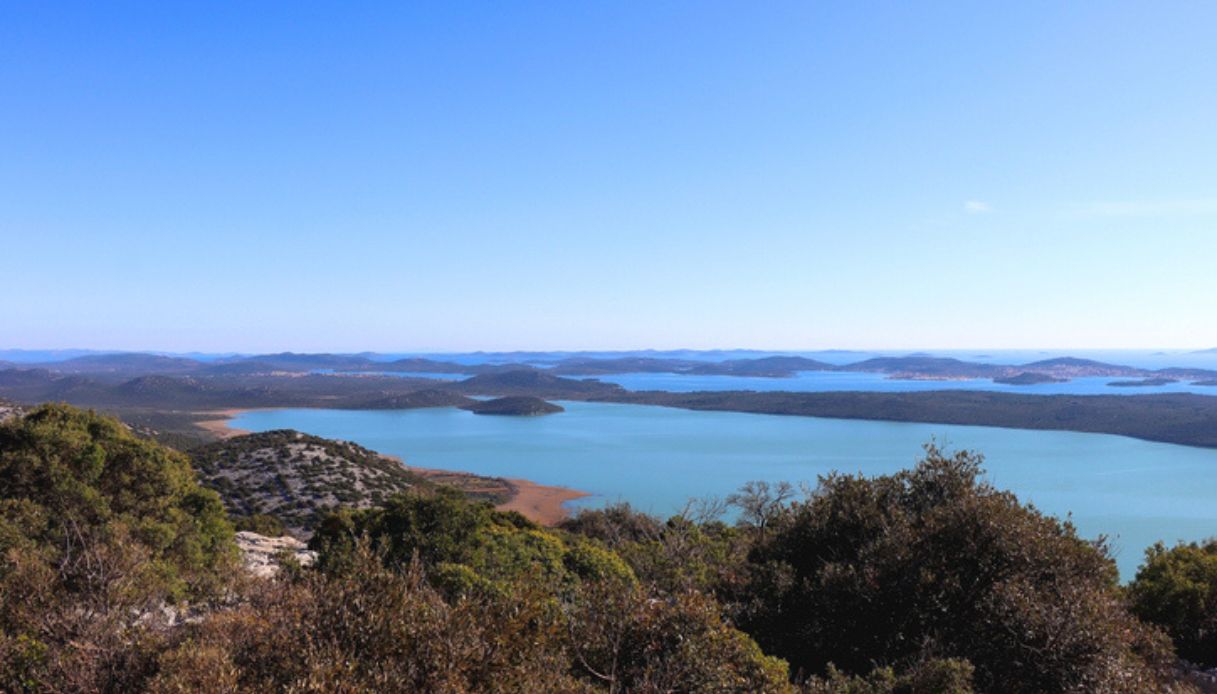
top-left (1108, 377), bottom-right (1179, 387)
top-left (461, 396), bottom-right (564, 416)
top-left (993, 372), bottom-right (1067, 385)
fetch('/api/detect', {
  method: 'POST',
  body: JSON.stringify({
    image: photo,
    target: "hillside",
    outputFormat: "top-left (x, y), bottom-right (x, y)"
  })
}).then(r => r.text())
top-left (549, 356), bottom-right (702, 375)
top-left (993, 372), bottom-right (1067, 385)
top-left (450, 369), bottom-right (623, 397)
top-left (26, 352), bottom-right (202, 375)
top-left (602, 390), bottom-right (1217, 449)
top-left (690, 355), bottom-right (835, 377)
top-left (190, 430), bottom-right (513, 536)
top-left (191, 430), bottom-right (425, 535)
top-left (344, 388), bottom-right (476, 409)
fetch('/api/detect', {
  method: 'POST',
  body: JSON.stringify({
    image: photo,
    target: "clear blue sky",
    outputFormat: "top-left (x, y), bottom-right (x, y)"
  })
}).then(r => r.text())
top-left (2, 2), bottom-right (1215, 352)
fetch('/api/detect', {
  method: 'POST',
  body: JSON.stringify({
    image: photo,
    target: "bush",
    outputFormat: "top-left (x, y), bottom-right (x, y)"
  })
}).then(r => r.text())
top-left (0, 404), bottom-right (237, 691)
top-left (739, 445), bottom-right (1175, 692)
top-left (1128, 539), bottom-right (1217, 666)
top-left (151, 547), bottom-right (582, 692)
top-left (311, 487), bottom-right (634, 591)
top-left (232, 513), bottom-right (288, 537)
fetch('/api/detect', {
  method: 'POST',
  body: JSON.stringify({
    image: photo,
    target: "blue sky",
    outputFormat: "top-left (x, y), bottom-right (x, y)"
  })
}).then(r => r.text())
top-left (2, 2), bottom-right (1215, 352)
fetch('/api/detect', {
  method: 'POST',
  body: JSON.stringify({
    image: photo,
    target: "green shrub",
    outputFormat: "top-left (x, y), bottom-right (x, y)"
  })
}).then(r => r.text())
top-left (232, 513), bottom-right (287, 537)
top-left (0, 404), bottom-right (238, 691)
top-left (1128, 539), bottom-right (1217, 666)
top-left (739, 445), bottom-right (1174, 692)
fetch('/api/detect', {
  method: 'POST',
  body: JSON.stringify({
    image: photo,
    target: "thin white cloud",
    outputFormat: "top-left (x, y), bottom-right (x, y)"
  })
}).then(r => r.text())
top-left (1074, 199), bottom-right (1217, 218)
top-left (964, 200), bottom-right (991, 213)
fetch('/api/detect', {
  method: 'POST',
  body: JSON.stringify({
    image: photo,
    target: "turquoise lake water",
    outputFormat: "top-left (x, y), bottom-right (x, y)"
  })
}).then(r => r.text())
top-left (230, 402), bottom-right (1217, 579)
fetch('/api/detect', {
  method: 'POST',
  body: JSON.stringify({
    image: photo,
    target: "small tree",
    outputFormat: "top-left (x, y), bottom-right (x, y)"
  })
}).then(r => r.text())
top-left (727, 480), bottom-right (794, 540)
top-left (1128, 539), bottom-right (1217, 666)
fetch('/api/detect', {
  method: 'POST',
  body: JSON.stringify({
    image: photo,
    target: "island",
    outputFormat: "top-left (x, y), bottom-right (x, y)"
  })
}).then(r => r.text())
top-left (1108, 377), bottom-right (1179, 387)
top-left (993, 372), bottom-right (1067, 385)
top-left (461, 396), bottom-right (564, 416)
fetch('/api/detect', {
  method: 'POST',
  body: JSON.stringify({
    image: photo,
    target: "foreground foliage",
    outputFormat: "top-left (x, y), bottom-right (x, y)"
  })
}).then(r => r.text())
top-left (1128, 539), bottom-right (1217, 667)
top-left (737, 446), bottom-right (1176, 692)
top-left (0, 404), bottom-right (236, 690)
top-left (0, 405), bottom-right (1204, 692)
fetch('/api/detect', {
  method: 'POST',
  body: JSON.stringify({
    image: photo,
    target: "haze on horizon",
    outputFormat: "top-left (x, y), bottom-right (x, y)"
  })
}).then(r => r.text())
top-left (3, 2), bottom-right (1216, 353)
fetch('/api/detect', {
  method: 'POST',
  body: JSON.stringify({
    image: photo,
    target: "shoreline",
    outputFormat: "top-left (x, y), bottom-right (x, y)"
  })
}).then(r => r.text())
top-left (195, 408), bottom-right (254, 438)
top-left (497, 478), bottom-right (590, 525)
top-left (194, 408), bottom-right (590, 526)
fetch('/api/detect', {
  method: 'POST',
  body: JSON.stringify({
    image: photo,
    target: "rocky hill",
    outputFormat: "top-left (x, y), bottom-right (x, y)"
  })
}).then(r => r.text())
top-left (191, 430), bottom-right (424, 535)
top-left (190, 429), bottom-right (512, 537)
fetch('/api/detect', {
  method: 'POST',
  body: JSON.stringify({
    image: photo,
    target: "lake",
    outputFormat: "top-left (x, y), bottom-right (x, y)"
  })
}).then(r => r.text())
top-left (230, 402), bottom-right (1217, 579)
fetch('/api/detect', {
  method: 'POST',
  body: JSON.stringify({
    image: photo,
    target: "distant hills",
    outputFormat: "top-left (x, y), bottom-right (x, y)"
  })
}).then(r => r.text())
top-left (605, 390), bottom-right (1217, 449)
top-left (3, 350), bottom-right (1217, 450)
top-left (4, 351), bottom-right (1217, 411)
top-left (7, 349), bottom-right (1217, 384)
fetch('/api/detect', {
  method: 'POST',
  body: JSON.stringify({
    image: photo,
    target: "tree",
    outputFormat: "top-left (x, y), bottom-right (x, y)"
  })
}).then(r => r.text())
top-left (0, 404), bottom-right (237, 691)
top-left (1128, 539), bottom-right (1217, 666)
top-left (738, 445), bottom-right (1176, 693)
top-left (728, 480), bottom-right (795, 540)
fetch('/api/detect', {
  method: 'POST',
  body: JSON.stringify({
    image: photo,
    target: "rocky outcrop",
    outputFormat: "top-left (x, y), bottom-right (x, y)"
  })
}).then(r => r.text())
top-left (236, 531), bottom-right (317, 578)
top-left (0, 399), bottom-right (24, 422)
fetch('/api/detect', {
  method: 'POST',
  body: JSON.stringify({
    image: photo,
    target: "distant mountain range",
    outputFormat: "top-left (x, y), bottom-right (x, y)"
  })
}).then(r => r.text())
top-left (5, 350), bottom-right (1217, 384)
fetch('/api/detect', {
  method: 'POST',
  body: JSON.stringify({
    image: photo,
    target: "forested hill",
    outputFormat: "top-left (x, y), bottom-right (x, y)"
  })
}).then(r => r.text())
top-left (600, 390), bottom-right (1217, 449)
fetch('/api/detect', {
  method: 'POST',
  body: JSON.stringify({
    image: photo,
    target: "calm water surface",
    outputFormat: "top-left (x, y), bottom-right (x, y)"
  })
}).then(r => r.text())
top-left (231, 402), bottom-right (1217, 579)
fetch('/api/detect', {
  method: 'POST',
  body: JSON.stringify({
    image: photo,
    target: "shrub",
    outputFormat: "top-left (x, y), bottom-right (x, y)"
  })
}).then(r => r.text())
top-left (739, 445), bottom-right (1175, 692)
top-left (0, 404), bottom-right (237, 691)
top-left (1128, 539), bottom-right (1217, 666)
top-left (232, 513), bottom-right (287, 537)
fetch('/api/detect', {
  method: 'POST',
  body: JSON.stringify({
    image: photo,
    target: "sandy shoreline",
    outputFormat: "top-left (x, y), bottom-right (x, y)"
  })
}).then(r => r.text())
top-left (195, 408), bottom-right (255, 438)
top-left (498, 478), bottom-right (590, 525)
top-left (194, 408), bottom-right (590, 526)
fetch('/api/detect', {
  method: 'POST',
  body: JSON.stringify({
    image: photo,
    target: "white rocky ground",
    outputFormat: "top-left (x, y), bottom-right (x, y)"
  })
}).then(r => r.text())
top-left (235, 530), bottom-right (317, 578)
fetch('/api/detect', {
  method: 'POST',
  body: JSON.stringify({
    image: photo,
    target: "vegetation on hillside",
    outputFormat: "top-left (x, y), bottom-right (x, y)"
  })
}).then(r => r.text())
top-left (0, 404), bottom-right (236, 690)
top-left (0, 404), bottom-right (1211, 691)
top-left (1128, 540), bottom-right (1217, 668)
top-left (191, 430), bottom-right (512, 536)
top-left (191, 430), bottom-right (430, 535)
top-left (460, 395), bottom-right (564, 416)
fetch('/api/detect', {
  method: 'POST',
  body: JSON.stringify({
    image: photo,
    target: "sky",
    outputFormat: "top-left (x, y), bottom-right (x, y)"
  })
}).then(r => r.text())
top-left (2, 2), bottom-right (1216, 353)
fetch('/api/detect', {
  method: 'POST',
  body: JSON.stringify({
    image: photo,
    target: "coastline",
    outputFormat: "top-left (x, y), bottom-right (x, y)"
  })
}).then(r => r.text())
top-left (497, 478), bottom-right (590, 525)
top-left (195, 408), bottom-right (254, 438)
top-left (194, 408), bottom-right (590, 526)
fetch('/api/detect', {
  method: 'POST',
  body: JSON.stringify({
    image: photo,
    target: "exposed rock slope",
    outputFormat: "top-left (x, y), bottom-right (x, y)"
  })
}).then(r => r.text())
top-left (191, 430), bottom-right (427, 536)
